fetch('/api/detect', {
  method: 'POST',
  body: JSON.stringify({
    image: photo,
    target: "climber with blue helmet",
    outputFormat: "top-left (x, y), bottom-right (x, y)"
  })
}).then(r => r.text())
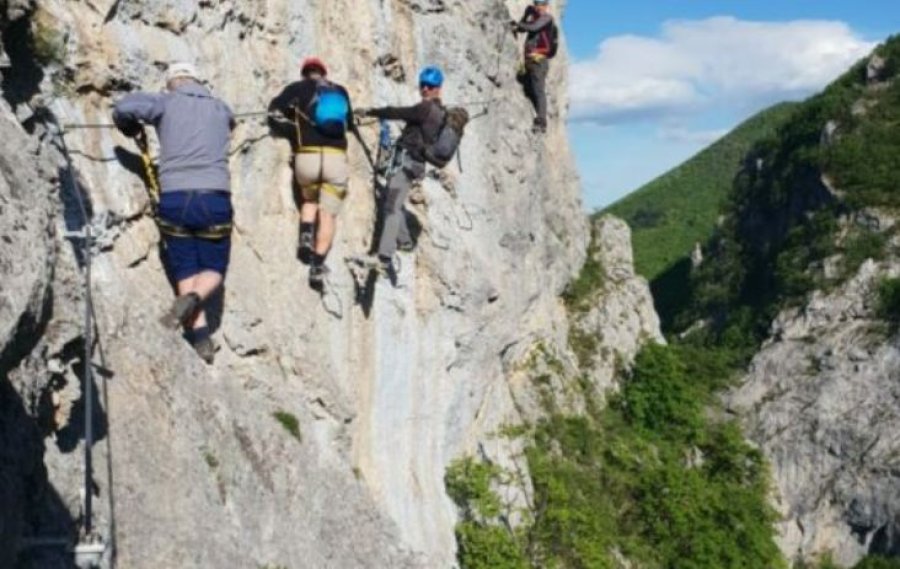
top-left (511, 0), bottom-right (558, 134)
top-left (355, 66), bottom-right (447, 286)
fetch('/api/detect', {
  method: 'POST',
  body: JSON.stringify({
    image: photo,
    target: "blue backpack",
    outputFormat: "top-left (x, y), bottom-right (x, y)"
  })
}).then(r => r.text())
top-left (310, 81), bottom-right (349, 138)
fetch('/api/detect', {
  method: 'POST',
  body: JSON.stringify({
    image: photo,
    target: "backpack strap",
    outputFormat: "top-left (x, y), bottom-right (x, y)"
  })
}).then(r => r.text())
top-left (426, 100), bottom-right (447, 145)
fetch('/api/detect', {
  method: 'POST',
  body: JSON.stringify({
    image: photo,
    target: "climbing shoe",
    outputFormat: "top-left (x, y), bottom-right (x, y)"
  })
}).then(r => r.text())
top-left (297, 230), bottom-right (314, 265)
top-left (309, 263), bottom-right (329, 293)
top-left (160, 292), bottom-right (200, 329)
top-left (532, 119), bottom-right (547, 134)
top-left (192, 337), bottom-right (217, 365)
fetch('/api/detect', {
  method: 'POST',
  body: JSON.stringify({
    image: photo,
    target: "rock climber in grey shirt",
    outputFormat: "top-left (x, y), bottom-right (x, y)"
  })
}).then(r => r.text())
top-left (113, 62), bottom-right (235, 364)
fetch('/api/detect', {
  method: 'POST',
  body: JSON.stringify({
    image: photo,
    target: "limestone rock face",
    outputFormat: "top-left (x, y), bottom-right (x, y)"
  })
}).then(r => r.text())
top-left (728, 259), bottom-right (900, 566)
top-left (0, 101), bottom-right (58, 569)
top-left (575, 216), bottom-right (665, 396)
top-left (0, 1), bottom-right (660, 568)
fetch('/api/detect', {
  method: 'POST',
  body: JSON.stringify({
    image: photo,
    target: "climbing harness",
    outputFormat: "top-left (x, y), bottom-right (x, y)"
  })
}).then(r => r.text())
top-left (132, 127), bottom-right (233, 240)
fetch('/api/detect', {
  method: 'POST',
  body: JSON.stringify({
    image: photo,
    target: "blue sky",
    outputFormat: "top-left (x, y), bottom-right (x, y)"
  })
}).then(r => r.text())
top-left (563, 1), bottom-right (897, 210)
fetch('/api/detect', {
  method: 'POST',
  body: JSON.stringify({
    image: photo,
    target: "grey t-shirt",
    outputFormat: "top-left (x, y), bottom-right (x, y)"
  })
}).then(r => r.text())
top-left (113, 82), bottom-right (234, 192)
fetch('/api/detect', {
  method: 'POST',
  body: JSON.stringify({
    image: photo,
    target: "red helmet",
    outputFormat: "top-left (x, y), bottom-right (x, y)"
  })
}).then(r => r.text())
top-left (301, 57), bottom-right (328, 77)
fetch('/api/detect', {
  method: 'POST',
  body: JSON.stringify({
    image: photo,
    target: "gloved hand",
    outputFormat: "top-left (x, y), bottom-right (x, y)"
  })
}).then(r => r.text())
top-left (113, 115), bottom-right (141, 138)
top-left (267, 109), bottom-right (289, 123)
top-left (509, 20), bottom-right (520, 31)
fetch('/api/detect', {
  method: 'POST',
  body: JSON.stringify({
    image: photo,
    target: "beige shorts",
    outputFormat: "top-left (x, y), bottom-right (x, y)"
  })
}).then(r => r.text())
top-left (294, 147), bottom-right (349, 216)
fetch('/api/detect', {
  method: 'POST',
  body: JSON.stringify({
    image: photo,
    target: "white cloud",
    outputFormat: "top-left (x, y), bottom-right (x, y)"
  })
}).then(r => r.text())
top-left (658, 125), bottom-right (729, 145)
top-left (569, 17), bottom-right (877, 124)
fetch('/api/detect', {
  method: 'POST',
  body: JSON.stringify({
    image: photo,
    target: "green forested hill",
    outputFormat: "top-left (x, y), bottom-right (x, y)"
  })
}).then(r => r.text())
top-left (687, 34), bottom-right (900, 342)
top-left (604, 103), bottom-right (798, 281)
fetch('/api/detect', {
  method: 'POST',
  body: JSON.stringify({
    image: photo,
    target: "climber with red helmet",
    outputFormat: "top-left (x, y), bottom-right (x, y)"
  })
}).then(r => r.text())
top-left (354, 66), bottom-right (446, 286)
top-left (511, 0), bottom-right (558, 134)
top-left (268, 56), bottom-right (360, 292)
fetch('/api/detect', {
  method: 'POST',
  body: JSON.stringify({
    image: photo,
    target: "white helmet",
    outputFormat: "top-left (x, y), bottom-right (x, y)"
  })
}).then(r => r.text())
top-left (166, 61), bottom-right (199, 83)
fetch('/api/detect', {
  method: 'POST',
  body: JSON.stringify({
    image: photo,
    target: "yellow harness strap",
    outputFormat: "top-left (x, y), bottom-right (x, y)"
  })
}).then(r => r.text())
top-left (135, 128), bottom-right (161, 210)
top-left (157, 219), bottom-right (233, 240)
top-left (303, 182), bottom-right (347, 199)
top-left (297, 145), bottom-right (346, 155)
top-left (133, 129), bottom-right (233, 241)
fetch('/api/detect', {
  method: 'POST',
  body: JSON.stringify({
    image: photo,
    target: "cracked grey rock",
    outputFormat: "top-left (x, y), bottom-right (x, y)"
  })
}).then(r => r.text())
top-left (728, 259), bottom-right (900, 566)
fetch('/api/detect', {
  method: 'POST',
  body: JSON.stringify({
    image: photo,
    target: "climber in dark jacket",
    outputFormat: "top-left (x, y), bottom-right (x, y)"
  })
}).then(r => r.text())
top-left (268, 56), bottom-right (359, 291)
top-left (113, 62), bottom-right (234, 364)
top-left (512, 0), bottom-right (554, 133)
top-left (356, 66), bottom-right (445, 286)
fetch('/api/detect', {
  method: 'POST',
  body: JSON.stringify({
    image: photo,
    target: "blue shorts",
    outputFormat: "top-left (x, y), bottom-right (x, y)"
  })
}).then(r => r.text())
top-left (158, 190), bottom-right (233, 282)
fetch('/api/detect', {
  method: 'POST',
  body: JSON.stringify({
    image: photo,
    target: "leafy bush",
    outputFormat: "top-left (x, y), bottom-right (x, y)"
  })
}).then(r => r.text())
top-left (842, 230), bottom-right (888, 276)
top-left (876, 277), bottom-right (900, 329)
top-left (456, 523), bottom-right (528, 569)
top-left (568, 326), bottom-right (599, 370)
top-left (855, 556), bottom-right (900, 569)
top-left (563, 236), bottom-right (605, 313)
top-left (449, 343), bottom-right (784, 568)
top-left (446, 458), bottom-right (503, 519)
top-left (620, 343), bottom-right (703, 438)
top-left (446, 458), bottom-right (529, 569)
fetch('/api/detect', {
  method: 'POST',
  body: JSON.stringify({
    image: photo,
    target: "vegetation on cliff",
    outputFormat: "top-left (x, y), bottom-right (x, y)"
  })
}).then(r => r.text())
top-left (681, 35), bottom-right (900, 344)
top-left (448, 34), bottom-right (900, 569)
top-left (448, 342), bottom-right (784, 569)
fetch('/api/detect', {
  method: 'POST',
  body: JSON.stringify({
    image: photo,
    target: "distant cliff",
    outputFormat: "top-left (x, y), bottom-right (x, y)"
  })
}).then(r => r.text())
top-left (687, 36), bottom-right (900, 566)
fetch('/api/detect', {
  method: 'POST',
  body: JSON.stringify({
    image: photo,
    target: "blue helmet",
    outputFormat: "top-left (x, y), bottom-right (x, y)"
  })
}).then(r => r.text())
top-left (419, 66), bottom-right (444, 88)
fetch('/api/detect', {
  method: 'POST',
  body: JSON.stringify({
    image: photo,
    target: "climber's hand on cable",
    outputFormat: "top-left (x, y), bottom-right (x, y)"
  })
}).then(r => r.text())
top-left (114, 117), bottom-right (141, 138)
top-left (354, 108), bottom-right (373, 119)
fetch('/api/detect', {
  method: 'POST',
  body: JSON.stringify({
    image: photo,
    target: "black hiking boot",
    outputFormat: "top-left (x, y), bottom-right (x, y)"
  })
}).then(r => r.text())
top-left (297, 230), bottom-right (314, 265)
top-left (160, 293), bottom-right (200, 329)
top-left (309, 263), bottom-right (329, 293)
top-left (192, 336), bottom-right (217, 365)
top-left (532, 119), bottom-right (547, 134)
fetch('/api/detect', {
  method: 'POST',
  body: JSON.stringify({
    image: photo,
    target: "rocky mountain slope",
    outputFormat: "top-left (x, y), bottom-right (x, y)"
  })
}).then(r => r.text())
top-left (0, 1), bottom-right (664, 567)
top-left (687, 37), bottom-right (900, 567)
